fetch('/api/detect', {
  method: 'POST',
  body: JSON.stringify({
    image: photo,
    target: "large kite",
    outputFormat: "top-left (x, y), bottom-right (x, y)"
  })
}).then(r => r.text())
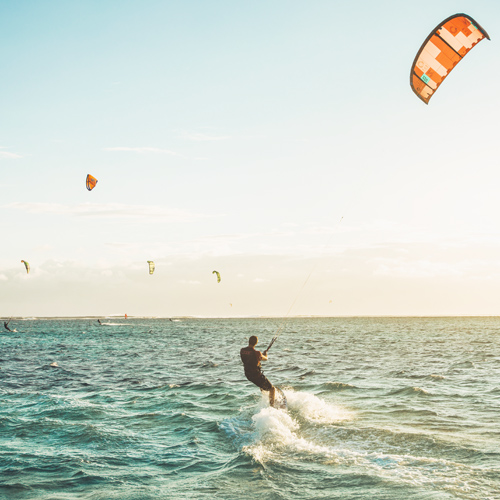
top-left (21, 260), bottom-right (30, 274)
top-left (410, 14), bottom-right (490, 104)
top-left (212, 270), bottom-right (221, 283)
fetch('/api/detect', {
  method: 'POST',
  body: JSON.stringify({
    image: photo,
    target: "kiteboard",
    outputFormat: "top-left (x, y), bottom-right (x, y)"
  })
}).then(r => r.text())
top-left (261, 386), bottom-right (287, 410)
top-left (273, 387), bottom-right (287, 410)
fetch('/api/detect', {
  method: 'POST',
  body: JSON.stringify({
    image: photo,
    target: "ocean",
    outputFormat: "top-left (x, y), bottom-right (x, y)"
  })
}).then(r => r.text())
top-left (1, 317), bottom-right (499, 500)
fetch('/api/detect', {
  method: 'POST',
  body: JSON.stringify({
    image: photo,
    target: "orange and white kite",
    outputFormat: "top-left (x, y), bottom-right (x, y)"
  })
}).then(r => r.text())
top-left (410, 14), bottom-right (490, 104)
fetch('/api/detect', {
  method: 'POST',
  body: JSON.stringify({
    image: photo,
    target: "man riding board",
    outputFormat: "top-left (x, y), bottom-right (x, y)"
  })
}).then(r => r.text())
top-left (240, 335), bottom-right (276, 406)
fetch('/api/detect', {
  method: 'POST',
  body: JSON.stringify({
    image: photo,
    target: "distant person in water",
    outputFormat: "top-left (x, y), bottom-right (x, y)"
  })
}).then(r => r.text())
top-left (4, 320), bottom-right (12, 332)
top-left (97, 319), bottom-right (102, 325)
top-left (240, 336), bottom-right (275, 406)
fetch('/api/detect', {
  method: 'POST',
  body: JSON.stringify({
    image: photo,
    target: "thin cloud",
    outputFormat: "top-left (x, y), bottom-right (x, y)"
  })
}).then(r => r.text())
top-left (6, 202), bottom-right (207, 222)
top-left (196, 230), bottom-right (293, 242)
top-left (103, 147), bottom-right (183, 157)
top-left (0, 147), bottom-right (22, 159)
top-left (371, 258), bottom-right (465, 278)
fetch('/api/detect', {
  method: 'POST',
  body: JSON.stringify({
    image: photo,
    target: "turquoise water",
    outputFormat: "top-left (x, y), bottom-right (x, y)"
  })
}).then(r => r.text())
top-left (1, 317), bottom-right (499, 499)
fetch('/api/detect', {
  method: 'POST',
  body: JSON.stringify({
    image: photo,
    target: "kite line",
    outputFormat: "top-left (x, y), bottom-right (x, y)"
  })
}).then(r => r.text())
top-left (266, 216), bottom-right (344, 352)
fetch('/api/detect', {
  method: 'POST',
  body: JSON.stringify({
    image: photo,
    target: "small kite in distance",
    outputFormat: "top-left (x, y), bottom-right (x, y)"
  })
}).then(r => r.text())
top-left (147, 261), bottom-right (155, 275)
top-left (212, 270), bottom-right (221, 283)
top-left (86, 174), bottom-right (98, 191)
top-left (410, 13), bottom-right (490, 104)
top-left (21, 260), bottom-right (30, 274)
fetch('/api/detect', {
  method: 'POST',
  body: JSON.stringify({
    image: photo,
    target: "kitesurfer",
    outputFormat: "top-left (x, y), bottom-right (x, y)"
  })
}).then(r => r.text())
top-left (240, 336), bottom-right (275, 406)
top-left (3, 320), bottom-right (12, 332)
top-left (97, 319), bottom-right (102, 325)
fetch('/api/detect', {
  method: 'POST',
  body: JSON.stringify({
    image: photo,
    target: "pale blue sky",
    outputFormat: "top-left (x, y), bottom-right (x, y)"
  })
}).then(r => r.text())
top-left (2, 0), bottom-right (500, 317)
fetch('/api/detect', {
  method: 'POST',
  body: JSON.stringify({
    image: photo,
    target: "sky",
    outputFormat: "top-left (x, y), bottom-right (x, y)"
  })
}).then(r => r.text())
top-left (1, 0), bottom-right (500, 317)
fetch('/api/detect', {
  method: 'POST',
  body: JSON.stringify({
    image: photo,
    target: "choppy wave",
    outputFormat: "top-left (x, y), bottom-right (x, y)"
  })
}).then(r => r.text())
top-left (236, 391), bottom-right (498, 499)
top-left (387, 386), bottom-right (431, 396)
top-left (1, 317), bottom-right (500, 500)
top-left (319, 381), bottom-right (359, 391)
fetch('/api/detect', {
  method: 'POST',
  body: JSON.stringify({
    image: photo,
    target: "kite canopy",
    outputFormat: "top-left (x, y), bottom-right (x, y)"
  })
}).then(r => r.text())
top-left (147, 261), bottom-right (155, 275)
top-left (212, 270), bottom-right (221, 283)
top-left (21, 260), bottom-right (30, 274)
top-left (410, 13), bottom-right (490, 104)
top-left (86, 174), bottom-right (98, 191)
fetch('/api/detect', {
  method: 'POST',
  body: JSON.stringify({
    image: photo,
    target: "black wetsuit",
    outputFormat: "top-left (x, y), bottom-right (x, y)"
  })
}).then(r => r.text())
top-left (240, 345), bottom-right (273, 391)
top-left (4, 322), bottom-right (12, 332)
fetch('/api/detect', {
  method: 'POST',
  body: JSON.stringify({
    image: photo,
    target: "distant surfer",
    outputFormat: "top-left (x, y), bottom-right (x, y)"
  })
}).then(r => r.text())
top-left (4, 319), bottom-right (12, 332)
top-left (97, 319), bottom-right (102, 325)
top-left (240, 336), bottom-right (275, 406)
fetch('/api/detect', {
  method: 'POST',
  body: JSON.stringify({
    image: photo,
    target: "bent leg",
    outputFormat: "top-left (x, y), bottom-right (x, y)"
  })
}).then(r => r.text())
top-left (247, 372), bottom-right (275, 405)
top-left (269, 386), bottom-right (275, 407)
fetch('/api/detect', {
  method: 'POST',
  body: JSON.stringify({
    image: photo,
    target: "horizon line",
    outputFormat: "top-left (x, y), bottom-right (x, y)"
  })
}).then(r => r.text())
top-left (2, 315), bottom-right (500, 320)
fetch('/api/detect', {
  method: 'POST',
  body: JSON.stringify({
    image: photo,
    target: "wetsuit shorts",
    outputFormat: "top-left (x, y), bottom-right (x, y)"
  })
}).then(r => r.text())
top-left (245, 370), bottom-right (273, 391)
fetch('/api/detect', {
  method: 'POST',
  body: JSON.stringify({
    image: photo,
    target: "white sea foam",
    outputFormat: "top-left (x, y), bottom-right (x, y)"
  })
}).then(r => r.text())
top-left (245, 406), bottom-right (335, 463)
top-left (411, 386), bottom-right (430, 395)
top-left (285, 389), bottom-right (355, 424)
top-left (252, 406), bottom-right (299, 442)
top-left (243, 390), bottom-right (356, 463)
